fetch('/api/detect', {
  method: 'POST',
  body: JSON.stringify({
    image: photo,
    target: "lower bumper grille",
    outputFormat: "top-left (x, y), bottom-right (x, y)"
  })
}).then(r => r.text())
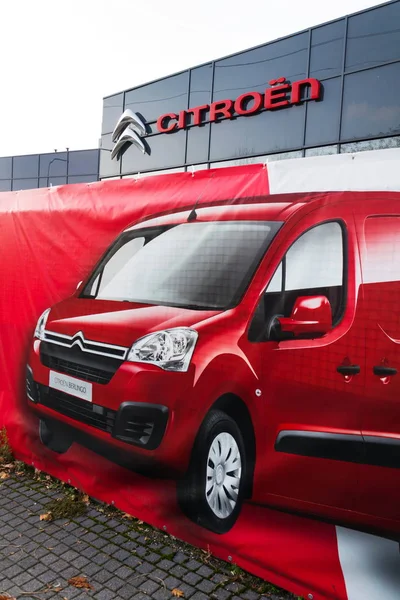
top-left (38, 385), bottom-right (116, 433)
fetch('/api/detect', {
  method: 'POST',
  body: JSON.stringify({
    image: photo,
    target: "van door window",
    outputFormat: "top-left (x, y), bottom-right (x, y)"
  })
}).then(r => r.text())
top-left (249, 221), bottom-right (345, 341)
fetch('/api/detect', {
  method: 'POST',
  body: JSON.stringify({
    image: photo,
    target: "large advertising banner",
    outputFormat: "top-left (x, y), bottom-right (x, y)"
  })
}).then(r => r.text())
top-left (1, 156), bottom-right (400, 600)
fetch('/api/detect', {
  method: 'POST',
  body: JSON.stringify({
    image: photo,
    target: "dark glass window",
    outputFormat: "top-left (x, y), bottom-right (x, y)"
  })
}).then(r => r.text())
top-left (186, 124), bottom-right (210, 165)
top-left (12, 178), bottom-right (38, 190)
top-left (99, 135), bottom-right (121, 178)
top-left (39, 177), bottom-right (67, 188)
top-left (250, 222), bottom-right (344, 342)
top-left (341, 62), bottom-right (400, 141)
top-left (68, 150), bottom-right (99, 176)
top-left (213, 34), bottom-right (308, 99)
top-left (305, 78), bottom-right (341, 146)
top-left (85, 221), bottom-right (281, 310)
top-left (0, 180), bottom-right (11, 192)
top-left (121, 129), bottom-right (186, 175)
top-left (68, 175), bottom-right (96, 184)
top-left (310, 20), bottom-right (345, 79)
top-left (39, 153), bottom-right (68, 178)
top-left (189, 65), bottom-right (213, 110)
top-left (346, 2), bottom-right (400, 70)
top-left (209, 104), bottom-right (306, 161)
top-left (0, 157), bottom-right (12, 179)
top-left (13, 155), bottom-right (39, 179)
top-left (102, 93), bottom-right (124, 135)
top-left (124, 73), bottom-right (189, 125)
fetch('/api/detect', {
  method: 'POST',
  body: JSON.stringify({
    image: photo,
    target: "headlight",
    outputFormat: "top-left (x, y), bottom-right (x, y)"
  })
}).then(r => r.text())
top-left (127, 327), bottom-right (198, 372)
top-left (34, 308), bottom-right (51, 340)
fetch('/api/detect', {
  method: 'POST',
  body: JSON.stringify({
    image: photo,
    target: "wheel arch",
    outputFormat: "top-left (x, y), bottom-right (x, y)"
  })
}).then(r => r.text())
top-left (210, 393), bottom-right (256, 499)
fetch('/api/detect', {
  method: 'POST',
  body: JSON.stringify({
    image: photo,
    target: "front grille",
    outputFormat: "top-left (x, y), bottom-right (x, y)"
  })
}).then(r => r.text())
top-left (42, 354), bottom-right (113, 385)
top-left (38, 385), bottom-right (116, 433)
top-left (40, 341), bottom-right (123, 385)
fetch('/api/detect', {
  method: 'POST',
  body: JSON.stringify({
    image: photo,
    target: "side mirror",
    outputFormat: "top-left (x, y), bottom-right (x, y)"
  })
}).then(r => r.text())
top-left (278, 295), bottom-right (332, 337)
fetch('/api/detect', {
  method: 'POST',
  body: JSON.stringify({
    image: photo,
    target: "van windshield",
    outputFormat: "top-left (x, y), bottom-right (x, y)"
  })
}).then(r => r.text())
top-left (83, 221), bottom-right (281, 310)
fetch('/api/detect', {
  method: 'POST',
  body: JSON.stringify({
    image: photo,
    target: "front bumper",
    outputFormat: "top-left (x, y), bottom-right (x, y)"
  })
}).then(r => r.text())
top-left (27, 366), bottom-right (168, 450)
top-left (26, 339), bottom-right (198, 475)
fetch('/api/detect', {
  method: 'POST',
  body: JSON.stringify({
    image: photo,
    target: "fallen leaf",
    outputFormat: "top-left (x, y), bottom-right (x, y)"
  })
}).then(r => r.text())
top-left (68, 576), bottom-right (94, 590)
top-left (0, 595), bottom-right (17, 600)
top-left (0, 472), bottom-right (9, 480)
top-left (122, 512), bottom-right (133, 520)
top-left (172, 589), bottom-right (184, 598)
top-left (82, 494), bottom-right (90, 505)
top-left (40, 513), bottom-right (53, 522)
top-left (53, 587), bottom-right (63, 592)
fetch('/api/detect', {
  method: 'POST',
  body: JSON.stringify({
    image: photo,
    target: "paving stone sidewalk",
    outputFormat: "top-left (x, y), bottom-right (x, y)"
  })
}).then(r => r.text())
top-left (0, 474), bottom-right (296, 600)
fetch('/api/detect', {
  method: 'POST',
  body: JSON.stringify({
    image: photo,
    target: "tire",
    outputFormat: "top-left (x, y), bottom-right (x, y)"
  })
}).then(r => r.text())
top-left (177, 409), bottom-right (247, 534)
top-left (39, 419), bottom-right (73, 454)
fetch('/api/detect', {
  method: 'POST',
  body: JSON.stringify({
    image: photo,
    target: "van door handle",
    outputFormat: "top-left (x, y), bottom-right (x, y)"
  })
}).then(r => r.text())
top-left (373, 366), bottom-right (397, 377)
top-left (337, 365), bottom-right (361, 376)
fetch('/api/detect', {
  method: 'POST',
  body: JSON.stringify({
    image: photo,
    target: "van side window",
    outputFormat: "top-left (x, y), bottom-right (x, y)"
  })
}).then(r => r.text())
top-left (249, 222), bottom-right (345, 341)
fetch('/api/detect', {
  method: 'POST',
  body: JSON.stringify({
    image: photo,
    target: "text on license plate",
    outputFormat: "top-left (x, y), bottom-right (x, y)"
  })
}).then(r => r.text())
top-left (49, 371), bottom-right (92, 402)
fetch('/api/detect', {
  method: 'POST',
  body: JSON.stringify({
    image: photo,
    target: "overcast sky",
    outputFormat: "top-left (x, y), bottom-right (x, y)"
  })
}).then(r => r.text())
top-left (0, 0), bottom-right (386, 157)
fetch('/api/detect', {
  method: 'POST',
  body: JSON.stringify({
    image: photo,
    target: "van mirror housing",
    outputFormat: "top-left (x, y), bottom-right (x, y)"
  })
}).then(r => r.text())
top-left (277, 295), bottom-right (332, 338)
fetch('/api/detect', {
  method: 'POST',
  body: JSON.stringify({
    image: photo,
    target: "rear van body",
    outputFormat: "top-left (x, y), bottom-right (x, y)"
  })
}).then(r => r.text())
top-left (26, 150), bottom-right (400, 535)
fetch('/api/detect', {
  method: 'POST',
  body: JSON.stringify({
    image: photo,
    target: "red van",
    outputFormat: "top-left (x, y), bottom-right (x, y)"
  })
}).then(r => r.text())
top-left (26, 188), bottom-right (400, 535)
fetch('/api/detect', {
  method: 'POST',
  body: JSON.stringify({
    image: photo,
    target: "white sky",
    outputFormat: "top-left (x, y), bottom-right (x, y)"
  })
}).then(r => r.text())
top-left (0, 0), bottom-right (386, 157)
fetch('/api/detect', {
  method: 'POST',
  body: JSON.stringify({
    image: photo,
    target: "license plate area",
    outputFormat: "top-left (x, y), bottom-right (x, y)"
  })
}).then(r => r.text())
top-left (49, 371), bottom-right (92, 402)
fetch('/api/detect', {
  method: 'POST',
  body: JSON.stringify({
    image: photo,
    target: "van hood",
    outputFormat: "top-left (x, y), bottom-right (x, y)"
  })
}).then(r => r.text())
top-left (45, 297), bottom-right (220, 348)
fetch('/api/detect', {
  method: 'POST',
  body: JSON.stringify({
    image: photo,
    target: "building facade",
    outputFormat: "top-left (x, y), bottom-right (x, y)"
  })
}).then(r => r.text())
top-left (0, 149), bottom-right (100, 192)
top-left (99, 0), bottom-right (400, 180)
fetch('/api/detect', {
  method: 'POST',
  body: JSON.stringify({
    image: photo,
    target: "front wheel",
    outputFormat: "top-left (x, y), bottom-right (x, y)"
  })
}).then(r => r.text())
top-left (177, 410), bottom-right (246, 534)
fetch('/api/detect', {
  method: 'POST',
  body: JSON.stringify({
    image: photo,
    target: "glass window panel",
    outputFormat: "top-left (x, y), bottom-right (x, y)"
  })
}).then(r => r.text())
top-left (0, 157), bottom-right (12, 179)
top-left (12, 178), bottom-right (38, 190)
top-left (0, 180), bottom-right (11, 192)
top-left (39, 177), bottom-right (67, 188)
top-left (13, 155), bottom-right (39, 179)
top-left (211, 151), bottom-right (303, 169)
top-left (39, 152), bottom-right (68, 177)
top-left (286, 222), bottom-right (343, 291)
top-left (346, 2), bottom-right (400, 71)
top-left (68, 150), bottom-right (99, 176)
top-left (305, 145), bottom-right (338, 157)
top-left (266, 263), bottom-right (283, 293)
top-left (310, 20), bottom-right (345, 79)
top-left (189, 65), bottom-right (213, 110)
top-left (186, 124), bottom-right (210, 165)
top-left (305, 77), bottom-right (341, 146)
top-left (340, 136), bottom-right (400, 154)
top-left (209, 104), bottom-right (306, 162)
top-left (121, 129), bottom-right (186, 175)
top-left (341, 63), bottom-right (400, 141)
top-left (99, 135), bottom-right (120, 179)
top-left (68, 175), bottom-right (96, 184)
top-left (213, 34), bottom-right (308, 99)
top-left (124, 73), bottom-right (189, 124)
top-left (102, 93), bottom-right (124, 135)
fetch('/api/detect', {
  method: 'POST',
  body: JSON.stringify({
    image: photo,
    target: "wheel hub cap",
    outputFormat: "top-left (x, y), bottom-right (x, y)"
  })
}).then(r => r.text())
top-left (206, 432), bottom-right (242, 519)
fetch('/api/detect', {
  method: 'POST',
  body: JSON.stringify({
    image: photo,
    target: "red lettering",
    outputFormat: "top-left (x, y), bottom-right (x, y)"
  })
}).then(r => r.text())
top-left (234, 92), bottom-right (263, 116)
top-left (291, 78), bottom-right (321, 104)
top-left (186, 104), bottom-right (209, 126)
top-left (157, 113), bottom-right (178, 133)
top-left (178, 110), bottom-right (187, 129)
top-left (264, 84), bottom-right (290, 110)
top-left (209, 99), bottom-right (234, 122)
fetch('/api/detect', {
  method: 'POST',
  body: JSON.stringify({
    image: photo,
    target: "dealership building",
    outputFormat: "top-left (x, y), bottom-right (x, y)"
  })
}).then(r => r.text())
top-left (1, 0), bottom-right (399, 191)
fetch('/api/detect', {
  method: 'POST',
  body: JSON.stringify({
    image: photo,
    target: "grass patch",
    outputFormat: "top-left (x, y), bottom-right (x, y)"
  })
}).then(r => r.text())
top-left (0, 427), bottom-right (13, 464)
top-left (44, 493), bottom-right (88, 520)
